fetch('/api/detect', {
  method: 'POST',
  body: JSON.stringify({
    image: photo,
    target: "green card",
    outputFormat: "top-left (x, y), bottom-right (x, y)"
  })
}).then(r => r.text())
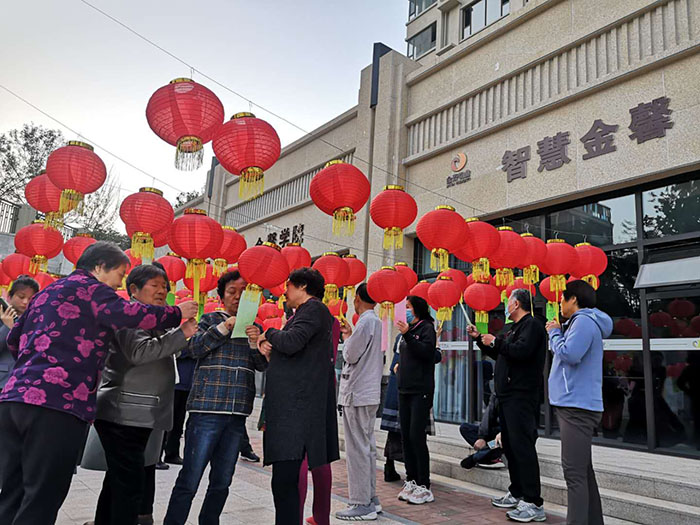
top-left (232, 290), bottom-right (260, 338)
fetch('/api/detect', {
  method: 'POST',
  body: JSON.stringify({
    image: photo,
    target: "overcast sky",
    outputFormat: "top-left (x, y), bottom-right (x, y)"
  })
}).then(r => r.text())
top-left (0, 0), bottom-right (408, 211)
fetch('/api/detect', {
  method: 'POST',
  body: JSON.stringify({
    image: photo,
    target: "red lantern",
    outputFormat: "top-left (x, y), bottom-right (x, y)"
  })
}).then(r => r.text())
top-left (490, 227), bottom-right (526, 288)
top-left (614, 354), bottom-right (633, 373)
top-left (506, 277), bottom-right (536, 298)
top-left (650, 311), bottom-right (673, 328)
top-left (614, 318), bottom-right (637, 336)
top-left (124, 249), bottom-right (143, 271)
top-left (544, 239), bottom-right (577, 296)
top-left (204, 301), bottom-right (224, 314)
top-left (395, 262), bottom-right (418, 291)
top-left (156, 253), bottom-right (187, 289)
top-left (438, 268), bottom-right (469, 293)
top-left (0, 266), bottom-right (10, 291)
top-left (212, 112), bottom-right (281, 199)
top-left (539, 276), bottom-right (564, 322)
top-left (489, 318), bottom-right (505, 334)
top-left (310, 161), bottom-right (371, 236)
top-left (175, 289), bottom-right (192, 299)
top-left (428, 276), bottom-right (462, 323)
top-left (416, 205), bottom-right (467, 272)
top-left (270, 282), bottom-right (286, 298)
top-left (668, 299), bottom-right (696, 319)
top-left (370, 185), bottom-right (417, 249)
top-left (281, 243), bottom-right (312, 272)
top-left (409, 281), bottom-right (431, 303)
top-left (455, 219), bottom-right (500, 283)
top-left (258, 299), bottom-right (283, 320)
top-left (463, 282), bottom-right (502, 333)
top-left (1, 254), bottom-right (31, 281)
top-left (238, 243), bottom-right (289, 292)
top-left (691, 316), bottom-right (700, 333)
top-left (146, 78), bottom-right (225, 171)
top-left (520, 234), bottom-right (547, 285)
top-left (25, 171), bottom-right (66, 228)
top-left (63, 234), bottom-right (96, 267)
top-left (367, 266), bottom-right (407, 320)
top-left (46, 141), bottom-right (107, 214)
top-left (214, 226), bottom-right (247, 275)
top-left (352, 313), bottom-right (360, 326)
top-left (343, 254), bottom-right (367, 294)
top-left (33, 272), bottom-right (56, 290)
top-left (14, 221), bottom-right (64, 274)
top-left (117, 289), bottom-right (131, 301)
top-left (571, 243), bottom-right (608, 289)
top-left (120, 187), bottom-right (174, 261)
top-left (312, 252), bottom-right (349, 303)
top-left (263, 317), bottom-right (284, 331)
top-left (327, 299), bottom-right (349, 321)
top-left (184, 262), bottom-right (218, 298)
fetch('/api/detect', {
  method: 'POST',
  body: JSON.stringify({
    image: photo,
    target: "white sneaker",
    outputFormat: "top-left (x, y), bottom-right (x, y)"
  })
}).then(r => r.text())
top-left (506, 500), bottom-right (546, 522)
top-left (407, 485), bottom-right (434, 505)
top-left (371, 495), bottom-right (382, 513)
top-left (398, 480), bottom-right (417, 501)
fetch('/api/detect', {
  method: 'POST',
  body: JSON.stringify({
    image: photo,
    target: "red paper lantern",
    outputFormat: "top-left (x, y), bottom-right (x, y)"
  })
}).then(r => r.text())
top-left (212, 112), bottom-right (281, 199)
top-left (33, 272), bottom-right (56, 290)
top-left (650, 311), bottom-right (673, 328)
top-left (490, 227), bottom-right (526, 288)
top-left (204, 301), bottom-right (224, 314)
top-left (571, 243), bottom-right (608, 289)
top-left (614, 354), bottom-right (633, 373)
top-left (117, 289), bottom-right (131, 301)
top-left (214, 226), bottom-right (247, 275)
top-left (1, 254), bottom-right (31, 280)
top-left (668, 299), bottom-right (696, 319)
top-left (124, 249), bottom-right (143, 272)
top-left (428, 276), bottom-right (462, 323)
top-left (506, 277), bottom-right (536, 298)
top-left (343, 254), bottom-right (367, 293)
top-left (146, 78), bottom-right (225, 171)
top-left (614, 318), bottom-right (637, 336)
top-left (310, 161), bottom-right (371, 236)
top-left (544, 239), bottom-right (577, 296)
top-left (312, 252), bottom-right (349, 303)
top-left (270, 282), bottom-right (286, 298)
top-left (258, 299), bottom-right (284, 320)
top-left (263, 317), bottom-right (284, 331)
top-left (14, 221), bottom-right (64, 274)
top-left (352, 313), bottom-right (360, 326)
top-left (367, 266), bottom-right (407, 320)
top-left (63, 234), bottom-right (96, 267)
top-left (455, 219), bottom-right (500, 283)
top-left (327, 299), bottom-right (349, 320)
top-left (238, 243), bottom-right (289, 292)
top-left (416, 205), bottom-right (467, 272)
top-left (281, 243), bottom-right (312, 272)
top-left (156, 253), bottom-right (187, 289)
top-left (520, 233), bottom-right (547, 285)
top-left (438, 268), bottom-right (469, 293)
top-left (46, 141), bottom-right (107, 214)
top-left (463, 282), bottom-right (502, 332)
top-left (175, 289), bottom-right (192, 299)
top-left (539, 276), bottom-right (562, 303)
top-left (395, 262), bottom-right (418, 291)
top-left (409, 281), bottom-right (431, 303)
top-left (370, 185), bottom-right (417, 249)
top-left (120, 187), bottom-right (174, 261)
top-left (0, 266), bottom-right (11, 290)
top-left (25, 171), bottom-right (66, 228)
top-left (184, 262), bottom-right (218, 296)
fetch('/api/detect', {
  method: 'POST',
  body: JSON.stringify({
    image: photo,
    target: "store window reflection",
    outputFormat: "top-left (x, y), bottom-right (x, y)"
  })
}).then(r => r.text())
top-left (643, 179), bottom-right (700, 239)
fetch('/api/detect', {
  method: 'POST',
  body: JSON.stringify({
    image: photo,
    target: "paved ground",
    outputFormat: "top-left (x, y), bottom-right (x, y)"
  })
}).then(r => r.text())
top-left (58, 430), bottom-right (565, 525)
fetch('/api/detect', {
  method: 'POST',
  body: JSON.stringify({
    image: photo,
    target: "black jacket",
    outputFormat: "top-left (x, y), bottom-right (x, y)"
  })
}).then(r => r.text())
top-left (397, 319), bottom-right (438, 395)
top-left (476, 313), bottom-right (546, 400)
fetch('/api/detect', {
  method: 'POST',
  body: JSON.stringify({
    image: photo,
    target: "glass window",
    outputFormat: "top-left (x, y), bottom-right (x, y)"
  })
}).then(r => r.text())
top-left (409, 0), bottom-right (436, 20)
top-left (407, 23), bottom-right (437, 59)
top-left (643, 178), bottom-right (700, 239)
top-left (462, 0), bottom-right (509, 40)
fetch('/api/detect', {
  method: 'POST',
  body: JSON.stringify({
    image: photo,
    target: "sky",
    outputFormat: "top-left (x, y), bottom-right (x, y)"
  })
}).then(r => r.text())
top-left (0, 0), bottom-right (408, 212)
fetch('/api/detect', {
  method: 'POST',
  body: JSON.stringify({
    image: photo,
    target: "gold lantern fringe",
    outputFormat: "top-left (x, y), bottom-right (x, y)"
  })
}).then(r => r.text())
top-left (550, 274), bottom-right (567, 295)
top-left (213, 258), bottom-right (228, 276)
top-left (29, 255), bottom-right (47, 275)
top-left (59, 189), bottom-right (84, 215)
top-left (383, 227), bottom-right (404, 250)
top-left (323, 284), bottom-right (340, 305)
top-left (495, 268), bottom-right (515, 288)
top-left (175, 136), bottom-right (204, 171)
top-left (239, 166), bottom-right (265, 200)
top-left (43, 212), bottom-right (64, 230)
top-left (186, 258), bottom-right (207, 307)
top-left (430, 248), bottom-right (450, 272)
top-left (436, 306), bottom-right (454, 323)
top-left (332, 207), bottom-right (356, 237)
top-left (379, 301), bottom-right (395, 321)
top-left (130, 232), bottom-right (155, 262)
top-left (472, 257), bottom-right (490, 283)
top-left (523, 265), bottom-right (540, 285)
top-left (582, 274), bottom-right (599, 290)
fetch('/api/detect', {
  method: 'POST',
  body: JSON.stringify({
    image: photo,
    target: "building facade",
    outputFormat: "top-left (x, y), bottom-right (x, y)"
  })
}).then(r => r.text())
top-left (179, 0), bottom-right (700, 457)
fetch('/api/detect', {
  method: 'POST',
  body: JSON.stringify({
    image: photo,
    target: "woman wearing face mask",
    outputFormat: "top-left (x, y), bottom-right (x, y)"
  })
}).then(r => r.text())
top-left (0, 242), bottom-right (198, 525)
top-left (394, 295), bottom-right (437, 506)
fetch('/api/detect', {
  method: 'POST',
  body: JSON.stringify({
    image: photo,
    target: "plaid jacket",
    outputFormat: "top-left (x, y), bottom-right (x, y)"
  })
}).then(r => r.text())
top-left (186, 312), bottom-right (267, 415)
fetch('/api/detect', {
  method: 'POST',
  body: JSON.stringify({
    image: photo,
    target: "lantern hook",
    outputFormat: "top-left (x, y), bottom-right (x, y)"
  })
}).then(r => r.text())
top-left (554, 231), bottom-right (560, 239)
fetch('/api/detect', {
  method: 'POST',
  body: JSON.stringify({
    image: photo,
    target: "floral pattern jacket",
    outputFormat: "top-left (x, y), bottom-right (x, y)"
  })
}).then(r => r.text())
top-left (0, 269), bottom-right (181, 423)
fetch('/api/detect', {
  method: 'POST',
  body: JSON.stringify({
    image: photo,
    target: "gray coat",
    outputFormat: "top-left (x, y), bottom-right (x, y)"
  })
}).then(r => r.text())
top-left (338, 309), bottom-right (383, 407)
top-left (0, 324), bottom-right (15, 389)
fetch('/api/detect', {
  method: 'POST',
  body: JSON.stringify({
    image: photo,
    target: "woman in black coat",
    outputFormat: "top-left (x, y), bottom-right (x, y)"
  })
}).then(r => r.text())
top-left (257, 267), bottom-right (339, 525)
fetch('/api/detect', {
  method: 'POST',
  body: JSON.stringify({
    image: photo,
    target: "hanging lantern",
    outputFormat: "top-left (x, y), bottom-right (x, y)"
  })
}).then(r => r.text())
top-left (63, 233), bottom-right (96, 267)
top-left (125, 249), bottom-right (143, 270)
top-left (25, 170), bottom-right (68, 228)
top-left (343, 254), bottom-right (367, 295)
top-left (438, 268), bottom-right (469, 294)
top-left (14, 221), bottom-right (64, 274)
top-left (570, 243), bottom-right (608, 289)
top-left (309, 160), bottom-right (371, 236)
top-left (238, 243), bottom-right (290, 315)
top-left (416, 205), bottom-right (467, 272)
top-left (281, 243), bottom-right (312, 272)
top-left (327, 299), bottom-right (349, 321)
top-left (312, 252), bottom-right (349, 304)
top-left (668, 299), bottom-right (696, 319)
top-left (454, 219), bottom-right (500, 283)
top-left (258, 299), bottom-right (284, 320)
top-left (2, 253), bottom-right (32, 281)
top-left (212, 112), bottom-right (281, 199)
top-left (409, 280), bottom-right (431, 303)
top-left (213, 226), bottom-right (247, 276)
top-left (204, 301), bottom-right (225, 314)
top-left (352, 312), bottom-right (360, 326)
top-left (156, 252), bottom-right (187, 305)
top-left (545, 239), bottom-right (577, 296)
top-left (169, 209), bottom-right (224, 306)
top-left (463, 282), bottom-right (502, 334)
top-left (367, 266), bottom-right (407, 320)
top-left (0, 266), bottom-right (11, 292)
top-left (263, 317), bottom-right (284, 331)
top-left (146, 78), bottom-right (225, 171)
top-left (184, 262), bottom-right (219, 301)
top-left (490, 226), bottom-right (526, 288)
top-left (540, 276), bottom-right (565, 322)
top-left (395, 262), bottom-right (418, 291)
top-left (427, 276), bottom-right (462, 324)
top-left (520, 233), bottom-right (547, 285)
top-left (506, 277), bottom-right (537, 298)
top-left (370, 185), bottom-right (418, 249)
top-left (46, 141), bottom-right (107, 215)
top-left (120, 187), bottom-right (174, 261)
top-left (33, 272), bottom-right (56, 290)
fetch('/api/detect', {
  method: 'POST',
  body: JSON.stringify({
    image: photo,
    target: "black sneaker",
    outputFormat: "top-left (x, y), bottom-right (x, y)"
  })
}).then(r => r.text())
top-left (240, 450), bottom-right (260, 463)
top-left (164, 455), bottom-right (183, 465)
top-left (155, 460), bottom-right (170, 470)
top-left (460, 455), bottom-right (477, 470)
top-left (384, 467), bottom-right (401, 482)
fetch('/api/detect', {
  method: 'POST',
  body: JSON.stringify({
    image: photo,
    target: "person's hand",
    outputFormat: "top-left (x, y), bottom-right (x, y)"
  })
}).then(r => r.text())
top-left (474, 438), bottom-right (487, 450)
top-left (245, 325), bottom-right (261, 344)
top-left (396, 320), bottom-right (409, 334)
top-left (224, 316), bottom-right (237, 331)
top-left (495, 432), bottom-right (502, 448)
top-left (257, 335), bottom-right (272, 361)
top-left (546, 320), bottom-right (561, 332)
top-left (481, 334), bottom-right (496, 346)
top-left (0, 305), bottom-right (17, 329)
top-left (466, 325), bottom-right (480, 339)
top-left (180, 318), bottom-right (198, 339)
top-left (393, 363), bottom-right (399, 374)
top-left (339, 319), bottom-right (352, 340)
top-left (177, 301), bottom-right (198, 320)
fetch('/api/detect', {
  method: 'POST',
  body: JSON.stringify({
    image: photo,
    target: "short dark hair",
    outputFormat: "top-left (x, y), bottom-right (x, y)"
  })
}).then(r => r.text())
top-left (9, 275), bottom-right (39, 297)
top-left (356, 283), bottom-right (375, 305)
top-left (563, 280), bottom-right (597, 309)
top-left (76, 241), bottom-right (130, 273)
top-left (510, 288), bottom-right (532, 311)
top-left (217, 270), bottom-right (243, 300)
top-left (126, 264), bottom-right (169, 297)
top-left (406, 295), bottom-right (434, 323)
top-left (288, 267), bottom-right (325, 300)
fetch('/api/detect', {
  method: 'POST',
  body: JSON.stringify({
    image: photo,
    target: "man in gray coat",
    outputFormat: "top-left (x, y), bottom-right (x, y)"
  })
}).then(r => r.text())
top-left (336, 283), bottom-right (384, 521)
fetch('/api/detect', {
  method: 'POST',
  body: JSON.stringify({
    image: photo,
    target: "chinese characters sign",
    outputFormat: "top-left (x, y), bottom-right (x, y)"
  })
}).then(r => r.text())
top-left (255, 223), bottom-right (304, 247)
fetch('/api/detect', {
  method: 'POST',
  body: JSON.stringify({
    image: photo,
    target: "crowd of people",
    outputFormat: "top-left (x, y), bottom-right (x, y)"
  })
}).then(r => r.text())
top-left (0, 240), bottom-right (613, 525)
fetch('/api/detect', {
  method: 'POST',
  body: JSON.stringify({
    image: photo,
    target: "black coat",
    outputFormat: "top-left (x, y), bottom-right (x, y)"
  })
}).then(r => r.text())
top-left (263, 297), bottom-right (340, 469)
top-left (397, 319), bottom-right (437, 396)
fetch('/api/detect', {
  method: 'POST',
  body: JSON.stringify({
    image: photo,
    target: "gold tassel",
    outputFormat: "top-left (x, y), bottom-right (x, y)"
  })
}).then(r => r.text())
top-left (239, 166), bottom-right (265, 200)
top-left (523, 265), bottom-right (540, 285)
top-left (130, 232), bottom-right (154, 262)
top-left (582, 274), bottom-right (599, 289)
top-left (473, 258), bottom-right (490, 283)
top-left (551, 274), bottom-right (567, 295)
top-left (175, 136), bottom-right (204, 171)
top-left (379, 301), bottom-right (395, 321)
top-left (186, 259), bottom-right (207, 305)
top-left (29, 255), bottom-right (47, 275)
top-left (332, 207), bottom-right (356, 237)
top-left (430, 248), bottom-right (450, 272)
top-left (383, 227), bottom-right (404, 250)
top-left (213, 258), bottom-right (228, 276)
top-left (323, 284), bottom-right (340, 304)
top-left (59, 189), bottom-right (83, 214)
top-left (495, 268), bottom-right (514, 287)
top-left (44, 212), bottom-right (64, 230)
top-left (437, 306), bottom-right (454, 322)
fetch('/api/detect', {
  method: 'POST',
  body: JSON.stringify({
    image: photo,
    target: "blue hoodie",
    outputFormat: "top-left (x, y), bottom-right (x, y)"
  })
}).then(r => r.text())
top-left (548, 308), bottom-right (613, 412)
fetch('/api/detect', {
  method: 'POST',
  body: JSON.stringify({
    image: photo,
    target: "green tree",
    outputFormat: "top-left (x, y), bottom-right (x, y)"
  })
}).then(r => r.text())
top-left (643, 180), bottom-right (700, 238)
top-left (174, 190), bottom-right (202, 208)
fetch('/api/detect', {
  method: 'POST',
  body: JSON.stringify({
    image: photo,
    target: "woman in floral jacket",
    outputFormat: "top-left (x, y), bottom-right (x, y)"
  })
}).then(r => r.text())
top-left (0, 242), bottom-right (198, 525)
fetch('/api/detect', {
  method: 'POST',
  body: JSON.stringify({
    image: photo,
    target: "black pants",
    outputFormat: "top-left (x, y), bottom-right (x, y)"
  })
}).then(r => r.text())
top-left (499, 396), bottom-right (543, 506)
top-left (398, 393), bottom-right (432, 488)
top-left (0, 402), bottom-right (88, 525)
top-left (140, 465), bottom-right (156, 516)
top-left (458, 422), bottom-right (502, 463)
top-left (240, 426), bottom-right (253, 455)
top-left (94, 419), bottom-right (152, 525)
top-left (271, 459), bottom-right (303, 525)
top-left (164, 389), bottom-right (189, 459)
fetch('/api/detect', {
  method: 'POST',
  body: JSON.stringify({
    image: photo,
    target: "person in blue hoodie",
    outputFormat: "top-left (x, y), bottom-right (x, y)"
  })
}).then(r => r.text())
top-left (546, 279), bottom-right (612, 525)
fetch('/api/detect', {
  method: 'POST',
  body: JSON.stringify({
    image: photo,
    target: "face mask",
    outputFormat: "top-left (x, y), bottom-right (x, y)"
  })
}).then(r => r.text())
top-left (406, 310), bottom-right (415, 324)
top-left (505, 304), bottom-right (512, 321)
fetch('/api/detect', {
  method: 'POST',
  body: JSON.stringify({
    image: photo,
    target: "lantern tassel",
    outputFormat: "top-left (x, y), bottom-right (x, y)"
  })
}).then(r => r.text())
top-left (379, 301), bottom-right (395, 321)
top-left (332, 207), bottom-right (356, 237)
top-left (131, 232), bottom-right (155, 263)
top-left (495, 268), bottom-right (515, 288)
top-left (436, 306), bottom-right (454, 323)
top-left (430, 248), bottom-right (450, 272)
top-left (523, 265), bottom-right (540, 285)
top-left (582, 274), bottom-right (599, 289)
top-left (551, 274), bottom-right (567, 295)
top-left (29, 255), bottom-right (47, 275)
top-left (383, 227), bottom-right (404, 250)
top-left (175, 136), bottom-right (204, 171)
top-left (475, 310), bottom-right (489, 336)
top-left (473, 258), bottom-right (490, 283)
top-left (44, 212), bottom-right (64, 230)
top-left (323, 284), bottom-right (340, 305)
top-left (213, 258), bottom-right (228, 276)
top-left (239, 167), bottom-right (265, 200)
top-left (186, 259), bottom-right (207, 313)
top-left (59, 189), bottom-right (83, 215)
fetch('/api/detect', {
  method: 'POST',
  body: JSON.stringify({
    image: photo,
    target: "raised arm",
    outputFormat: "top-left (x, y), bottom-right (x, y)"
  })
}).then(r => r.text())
top-left (187, 313), bottom-right (231, 359)
top-left (549, 317), bottom-right (595, 365)
top-left (92, 284), bottom-right (182, 332)
top-left (115, 327), bottom-right (189, 366)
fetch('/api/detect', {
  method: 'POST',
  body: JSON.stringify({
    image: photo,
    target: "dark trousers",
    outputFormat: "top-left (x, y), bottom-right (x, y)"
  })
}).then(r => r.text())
top-left (140, 465), bottom-right (156, 516)
top-left (555, 407), bottom-right (604, 525)
top-left (458, 422), bottom-right (502, 463)
top-left (271, 459), bottom-right (303, 525)
top-left (499, 396), bottom-right (543, 507)
top-left (164, 389), bottom-right (189, 459)
top-left (398, 393), bottom-right (432, 488)
top-left (240, 426), bottom-right (253, 455)
top-left (0, 402), bottom-right (88, 525)
top-left (164, 413), bottom-right (246, 525)
top-left (94, 419), bottom-right (152, 525)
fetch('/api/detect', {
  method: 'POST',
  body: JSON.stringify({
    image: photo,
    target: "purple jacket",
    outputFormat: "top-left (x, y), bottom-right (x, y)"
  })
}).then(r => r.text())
top-left (0, 269), bottom-right (182, 423)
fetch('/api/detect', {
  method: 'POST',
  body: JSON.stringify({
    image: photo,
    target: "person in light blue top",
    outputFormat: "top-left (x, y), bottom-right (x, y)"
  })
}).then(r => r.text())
top-left (546, 279), bottom-right (612, 525)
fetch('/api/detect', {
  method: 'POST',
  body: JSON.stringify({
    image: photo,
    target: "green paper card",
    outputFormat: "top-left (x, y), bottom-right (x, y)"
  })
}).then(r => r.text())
top-left (546, 302), bottom-right (557, 322)
top-left (232, 291), bottom-right (260, 338)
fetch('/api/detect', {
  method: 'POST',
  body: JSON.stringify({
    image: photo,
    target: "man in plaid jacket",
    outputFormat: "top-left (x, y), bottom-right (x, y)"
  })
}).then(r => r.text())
top-left (164, 270), bottom-right (267, 525)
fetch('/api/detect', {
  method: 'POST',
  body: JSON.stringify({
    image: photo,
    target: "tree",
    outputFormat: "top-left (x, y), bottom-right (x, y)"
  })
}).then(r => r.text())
top-left (643, 180), bottom-right (700, 238)
top-left (65, 171), bottom-right (119, 232)
top-left (174, 190), bottom-right (202, 208)
top-left (0, 123), bottom-right (65, 203)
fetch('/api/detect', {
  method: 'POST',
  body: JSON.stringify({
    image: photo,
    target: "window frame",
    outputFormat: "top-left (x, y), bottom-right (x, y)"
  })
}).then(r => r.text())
top-left (407, 22), bottom-right (438, 60)
top-left (460, 0), bottom-right (510, 42)
top-left (408, 0), bottom-right (437, 21)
